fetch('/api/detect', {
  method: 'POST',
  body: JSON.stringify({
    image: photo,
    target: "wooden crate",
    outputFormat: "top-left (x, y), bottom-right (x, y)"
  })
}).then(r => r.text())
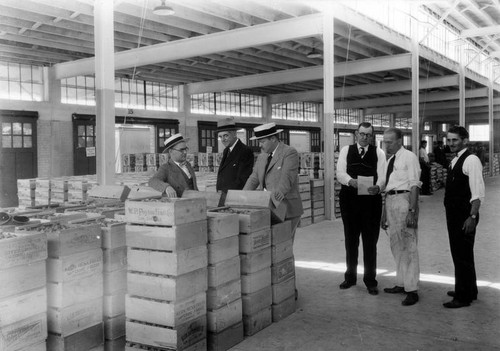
top-left (0, 260), bottom-right (46, 300)
top-left (272, 276), bottom-right (295, 304)
top-left (104, 290), bottom-right (126, 318)
top-left (128, 245), bottom-right (207, 276)
top-left (208, 255), bottom-right (240, 288)
top-left (238, 228), bottom-right (271, 253)
top-left (209, 207), bottom-right (270, 234)
top-left (241, 285), bottom-right (272, 316)
top-left (125, 339), bottom-right (206, 351)
top-left (207, 321), bottom-right (244, 351)
top-left (104, 314), bottom-right (126, 340)
top-left (103, 246), bottom-right (127, 273)
top-left (126, 220), bottom-right (207, 252)
top-left (124, 198), bottom-right (206, 226)
top-left (241, 267), bottom-right (271, 295)
top-left (126, 315), bottom-right (206, 350)
top-left (240, 247), bottom-right (271, 274)
top-left (242, 306), bottom-right (272, 337)
top-left (272, 295), bottom-right (296, 322)
top-left (48, 322), bottom-right (104, 351)
top-left (207, 212), bottom-right (239, 241)
top-left (105, 336), bottom-right (126, 351)
top-left (0, 313), bottom-right (47, 351)
top-left (207, 298), bottom-right (242, 332)
top-left (101, 221), bottom-right (126, 249)
top-left (271, 239), bottom-right (293, 264)
top-left (208, 235), bottom-right (239, 264)
top-left (271, 257), bottom-right (295, 285)
top-left (207, 278), bottom-right (241, 310)
top-left (0, 288), bottom-right (46, 327)
top-left (47, 248), bottom-right (103, 282)
top-left (298, 217), bottom-right (312, 227)
top-left (0, 232), bottom-right (47, 269)
top-left (128, 268), bottom-right (207, 302)
top-left (312, 215), bottom-right (326, 224)
top-left (104, 268), bottom-right (127, 295)
top-left (126, 293), bottom-right (206, 327)
top-left (182, 190), bottom-right (223, 209)
top-left (225, 190), bottom-right (286, 223)
top-left (47, 275), bottom-right (103, 308)
top-left (270, 220), bottom-right (292, 245)
top-left (48, 297), bottom-right (102, 336)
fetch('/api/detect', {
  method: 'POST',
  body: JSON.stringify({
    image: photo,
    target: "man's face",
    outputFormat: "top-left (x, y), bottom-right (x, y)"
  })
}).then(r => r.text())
top-left (383, 131), bottom-right (401, 156)
top-left (259, 136), bottom-right (277, 154)
top-left (447, 132), bottom-right (467, 154)
top-left (169, 141), bottom-right (188, 163)
top-left (356, 126), bottom-right (373, 147)
top-left (218, 130), bottom-right (237, 148)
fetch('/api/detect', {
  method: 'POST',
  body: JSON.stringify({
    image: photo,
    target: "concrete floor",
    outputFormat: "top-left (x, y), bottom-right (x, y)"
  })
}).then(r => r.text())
top-left (231, 176), bottom-right (500, 351)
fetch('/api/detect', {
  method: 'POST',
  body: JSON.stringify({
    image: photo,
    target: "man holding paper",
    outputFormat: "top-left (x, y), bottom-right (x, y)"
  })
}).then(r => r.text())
top-left (336, 122), bottom-right (386, 295)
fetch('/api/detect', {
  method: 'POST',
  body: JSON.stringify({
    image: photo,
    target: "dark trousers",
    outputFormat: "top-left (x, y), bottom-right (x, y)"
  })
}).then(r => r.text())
top-left (420, 161), bottom-right (432, 194)
top-left (339, 190), bottom-right (382, 287)
top-left (445, 206), bottom-right (478, 303)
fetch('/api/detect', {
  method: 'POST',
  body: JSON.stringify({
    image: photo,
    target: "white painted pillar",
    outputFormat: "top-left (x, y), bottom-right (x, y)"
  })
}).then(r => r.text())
top-left (411, 12), bottom-right (420, 154)
top-left (488, 81), bottom-right (494, 176)
top-left (323, 12), bottom-right (335, 220)
top-left (459, 64), bottom-right (466, 126)
top-left (262, 96), bottom-right (272, 123)
top-left (94, 0), bottom-right (115, 185)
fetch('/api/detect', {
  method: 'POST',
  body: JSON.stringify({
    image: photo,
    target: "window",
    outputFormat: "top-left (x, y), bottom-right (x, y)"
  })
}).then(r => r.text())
top-left (0, 61), bottom-right (43, 102)
top-left (1, 121), bottom-right (34, 148)
top-left (333, 109), bottom-right (361, 125)
top-left (395, 117), bottom-right (412, 129)
top-left (191, 92), bottom-right (262, 117)
top-left (310, 130), bottom-right (321, 152)
top-left (365, 113), bottom-right (390, 127)
top-left (424, 121), bottom-right (431, 131)
top-left (469, 124), bottom-right (489, 141)
top-left (271, 102), bottom-right (320, 122)
top-left (61, 76), bottom-right (96, 106)
top-left (157, 123), bottom-right (179, 153)
top-left (198, 122), bottom-right (218, 152)
top-left (76, 124), bottom-right (95, 148)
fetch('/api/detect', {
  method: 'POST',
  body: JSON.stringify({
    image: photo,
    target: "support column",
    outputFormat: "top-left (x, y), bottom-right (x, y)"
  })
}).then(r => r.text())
top-left (488, 81), bottom-right (494, 176)
top-left (262, 96), bottom-right (272, 123)
top-left (459, 64), bottom-right (466, 126)
top-left (94, 0), bottom-right (115, 185)
top-left (411, 12), bottom-right (420, 154)
top-left (323, 12), bottom-right (335, 220)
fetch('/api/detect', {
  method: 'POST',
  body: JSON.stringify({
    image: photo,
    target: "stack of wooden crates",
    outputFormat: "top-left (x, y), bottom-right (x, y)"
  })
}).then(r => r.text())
top-left (310, 179), bottom-right (326, 223)
top-left (298, 175), bottom-right (312, 227)
top-left (124, 197), bottom-right (208, 350)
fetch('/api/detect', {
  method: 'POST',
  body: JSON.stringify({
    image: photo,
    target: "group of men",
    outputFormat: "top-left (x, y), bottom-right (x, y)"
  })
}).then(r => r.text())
top-left (337, 123), bottom-right (485, 309)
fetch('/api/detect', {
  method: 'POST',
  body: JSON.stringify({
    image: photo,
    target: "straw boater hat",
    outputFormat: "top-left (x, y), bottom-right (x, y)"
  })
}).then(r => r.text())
top-left (217, 117), bottom-right (238, 132)
top-left (163, 133), bottom-right (189, 150)
top-left (249, 122), bottom-right (283, 140)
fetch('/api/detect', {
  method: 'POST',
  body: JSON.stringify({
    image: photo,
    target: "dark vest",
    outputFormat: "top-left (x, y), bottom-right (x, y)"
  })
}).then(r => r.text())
top-left (341, 144), bottom-right (379, 194)
top-left (444, 150), bottom-right (472, 209)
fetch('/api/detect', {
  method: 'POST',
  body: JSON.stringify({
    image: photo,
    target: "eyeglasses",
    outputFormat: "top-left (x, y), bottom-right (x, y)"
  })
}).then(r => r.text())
top-left (358, 132), bottom-right (373, 138)
top-left (172, 147), bottom-right (189, 153)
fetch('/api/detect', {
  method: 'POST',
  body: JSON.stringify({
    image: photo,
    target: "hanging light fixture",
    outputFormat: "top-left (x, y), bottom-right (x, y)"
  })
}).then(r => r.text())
top-left (383, 72), bottom-right (396, 81)
top-left (153, 0), bottom-right (175, 16)
top-left (307, 47), bottom-right (322, 59)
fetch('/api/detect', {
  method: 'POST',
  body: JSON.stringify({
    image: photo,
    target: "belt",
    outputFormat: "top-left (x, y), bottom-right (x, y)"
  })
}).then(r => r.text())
top-left (386, 190), bottom-right (410, 195)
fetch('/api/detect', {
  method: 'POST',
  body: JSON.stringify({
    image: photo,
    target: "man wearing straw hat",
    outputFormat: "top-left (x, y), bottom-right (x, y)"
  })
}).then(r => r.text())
top-left (243, 123), bottom-right (304, 239)
top-left (216, 117), bottom-right (254, 192)
top-left (148, 133), bottom-right (198, 197)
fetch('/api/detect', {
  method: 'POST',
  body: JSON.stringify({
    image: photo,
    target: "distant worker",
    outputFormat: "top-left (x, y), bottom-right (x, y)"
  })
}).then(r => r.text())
top-left (419, 140), bottom-right (432, 195)
top-left (433, 140), bottom-right (448, 167)
top-left (148, 133), bottom-right (198, 197)
top-left (216, 117), bottom-right (254, 192)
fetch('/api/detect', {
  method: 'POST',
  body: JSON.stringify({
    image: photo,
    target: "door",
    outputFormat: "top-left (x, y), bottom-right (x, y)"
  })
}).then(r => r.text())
top-left (73, 115), bottom-right (96, 176)
top-left (0, 111), bottom-right (38, 207)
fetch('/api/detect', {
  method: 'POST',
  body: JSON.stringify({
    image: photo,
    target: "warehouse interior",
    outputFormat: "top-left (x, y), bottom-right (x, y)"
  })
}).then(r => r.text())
top-left (0, 0), bottom-right (499, 350)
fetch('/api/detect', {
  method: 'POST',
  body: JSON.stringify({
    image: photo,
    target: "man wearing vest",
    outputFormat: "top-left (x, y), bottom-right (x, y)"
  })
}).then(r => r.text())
top-left (148, 133), bottom-right (198, 197)
top-left (443, 125), bottom-right (485, 308)
top-left (336, 122), bottom-right (386, 296)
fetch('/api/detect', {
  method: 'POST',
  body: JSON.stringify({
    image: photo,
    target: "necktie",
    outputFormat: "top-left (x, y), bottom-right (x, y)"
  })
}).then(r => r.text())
top-left (385, 155), bottom-right (395, 185)
top-left (263, 153), bottom-right (272, 189)
top-left (360, 147), bottom-right (365, 158)
top-left (221, 147), bottom-right (230, 167)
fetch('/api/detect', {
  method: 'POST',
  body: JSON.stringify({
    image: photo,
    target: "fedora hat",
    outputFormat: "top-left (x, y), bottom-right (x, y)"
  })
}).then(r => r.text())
top-left (217, 117), bottom-right (238, 132)
top-left (249, 123), bottom-right (283, 140)
top-left (164, 133), bottom-right (189, 150)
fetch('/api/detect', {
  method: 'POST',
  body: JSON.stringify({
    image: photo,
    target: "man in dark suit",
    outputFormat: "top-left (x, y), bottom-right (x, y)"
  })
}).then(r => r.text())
top-left (243, 123), bottom-right (304, 238)
top-left (148, 133), bottom-right (198, 197)
top-left (216, 118), bottom-right (254, 192)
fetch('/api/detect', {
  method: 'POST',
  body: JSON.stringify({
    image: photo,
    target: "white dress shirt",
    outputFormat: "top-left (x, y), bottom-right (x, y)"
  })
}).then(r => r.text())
top-left (384, 147), bottom-right (422, 192)
top-left (336, 143), bottom-right (387, 188)
top-left (174, 160), bottom-right (191, 179)
top-left (450, 148), bottom-right (485, 203)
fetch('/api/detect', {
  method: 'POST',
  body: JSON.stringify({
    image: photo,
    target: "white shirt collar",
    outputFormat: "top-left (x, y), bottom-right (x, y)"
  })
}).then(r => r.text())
top-left (229, 139), bottom-right (239, 153)
top-left (270, 143), bottom-right (279, 156)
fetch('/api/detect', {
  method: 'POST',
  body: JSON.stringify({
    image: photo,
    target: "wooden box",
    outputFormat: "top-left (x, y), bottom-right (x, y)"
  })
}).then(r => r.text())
top-left (239, 228), bottom-right (271, 253)
top-left (272, 295), bottom-right (296, 322)
top-left (47, 275), bottom-right (103, 308)
top-left (48, 322), bottom-right (104, 351)
top-left (298, 217), bottom-right (312, 227)
top-left (242, 306), bottom-right (272, 336)
top-left (128, 246), bottom-right (207, 276)
top-left (241, 267), bottom-right (271, 295)
top-left (103, 246), bottom-right (127, 273)
top-left (126, 315), bottom-right (206, 350)
top-left (104, 314), bottom-right (126, 340)
top-left (126, 220), bottom-right (207, 252)
top-left (209, 207), bottom-right (270, 234)
top-left (0, 312), bottom-right (47, 351)
top-left (240, 247), bottom-right (271, 274)
top-left (207, 278), bottom-right (241, 310)
top-left (127, 268), bottom-right (207, 302)
top-left (207, 212), bottom-right (239, 241)
top-left (105, 336), bottom-right (125, 351)
top-left (0, 260), bottom-right (46, 299)
top-left (0, 287), bottom-right (47, 327)
top-left (272, 276), bottom-right (296, 304)
top-left (207, 321), bottom-right (244, 351)
top-left (101, 221), bottom-right (126, 249)
top-left (124, 198), bottom-right (206, 226)
top-left (48, 297), bottom-right (103, 336)
top-left (126, 293), bottom-right (206, 327)
top-left (0, 232), bottom-right (47, 269)
top-left (125, 339), bottom-right (206, 351)
top-left (207, 298), bottom-right (242, 333)
top-left (225, 190), bottom-right (287, 223)
top-left (104, 268), bottom-right (127, 295)
top-left (104, 290), bottom-right (126, 318)
top-left (271, 239), bottom-right (294, 264)
top-left (47, 248), bottom-right (103, 282)
top-left (182, 190), bottom-right (223, 209)
top-left (208, 255), bottom-right (240, 288)
top-left (208, 235), bottom-right (239, 264)
top-left (242, 285), bottom-right (272, 316)
top-left (271, 220), bottom-right (292, 245)
top-left (271, 257), bottom-right (295, 284)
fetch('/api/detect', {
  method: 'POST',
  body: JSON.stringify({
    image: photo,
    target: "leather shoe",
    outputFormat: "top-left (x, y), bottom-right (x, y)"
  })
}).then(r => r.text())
top-left (443, 299), bottom-right (470, 308)
top-left (384, 286), bottom-right (405, 294)
top-left (339, 281), bottom-right (356, 289)
top-left (402, 292), bottom-right (419, 306)
top-left (447, 291), bottom-right (477, 300)
top-left (367, 287), bottom-right (379, 295)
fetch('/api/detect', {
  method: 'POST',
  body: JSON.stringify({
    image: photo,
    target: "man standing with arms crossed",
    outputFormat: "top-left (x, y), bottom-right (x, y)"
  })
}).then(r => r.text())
top-left (443, 125), bottom-right (485, 308)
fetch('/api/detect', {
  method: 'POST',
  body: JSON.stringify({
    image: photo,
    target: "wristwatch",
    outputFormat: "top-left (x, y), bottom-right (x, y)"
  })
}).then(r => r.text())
top-left (470, 214), bottom-right (477, 219)
top-left (408, 209), bottom-right (416, 213)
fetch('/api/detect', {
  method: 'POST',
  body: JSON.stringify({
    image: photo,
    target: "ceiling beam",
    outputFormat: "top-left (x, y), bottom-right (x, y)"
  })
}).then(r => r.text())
top-left (53, 13), bottom-right (323, 79)
top-left (460, 24), bottom-right (500, 38)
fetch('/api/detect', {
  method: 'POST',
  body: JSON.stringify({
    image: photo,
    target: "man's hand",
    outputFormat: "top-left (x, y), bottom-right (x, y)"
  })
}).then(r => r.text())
top-left (367, 185), bottom-right (380, 195)
top-left (274, 191), bottom-right (285, 202)
top-left (164, 186), bottom-right (177, 198)
top-left (348, 179), bottom-right (358, 188)
top-left (463, 216), bottom-right (477, 234)
top-left (406, 211), bottom-right (418, 229)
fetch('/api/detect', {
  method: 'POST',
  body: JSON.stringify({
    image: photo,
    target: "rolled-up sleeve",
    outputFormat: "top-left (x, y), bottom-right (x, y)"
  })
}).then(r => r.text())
top-left (407, 151), bottom-right (422, 189)
top-left (376, 148), bottom-right (387, 188)
top-left (463, 155), bottom-right (485, 203)
top-left (336, 146), bottom-right (350, 186)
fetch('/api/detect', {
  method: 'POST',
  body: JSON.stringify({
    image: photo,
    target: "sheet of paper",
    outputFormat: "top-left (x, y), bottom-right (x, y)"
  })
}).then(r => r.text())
top-left (357, 176), bottom-right (374, 195)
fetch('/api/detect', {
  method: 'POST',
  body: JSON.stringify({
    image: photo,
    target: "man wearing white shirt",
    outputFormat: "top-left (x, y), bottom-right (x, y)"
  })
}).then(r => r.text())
top-left (336, 122), bottom-right (386, 295)
top-left (443, 125), bottom-right (485, 308)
